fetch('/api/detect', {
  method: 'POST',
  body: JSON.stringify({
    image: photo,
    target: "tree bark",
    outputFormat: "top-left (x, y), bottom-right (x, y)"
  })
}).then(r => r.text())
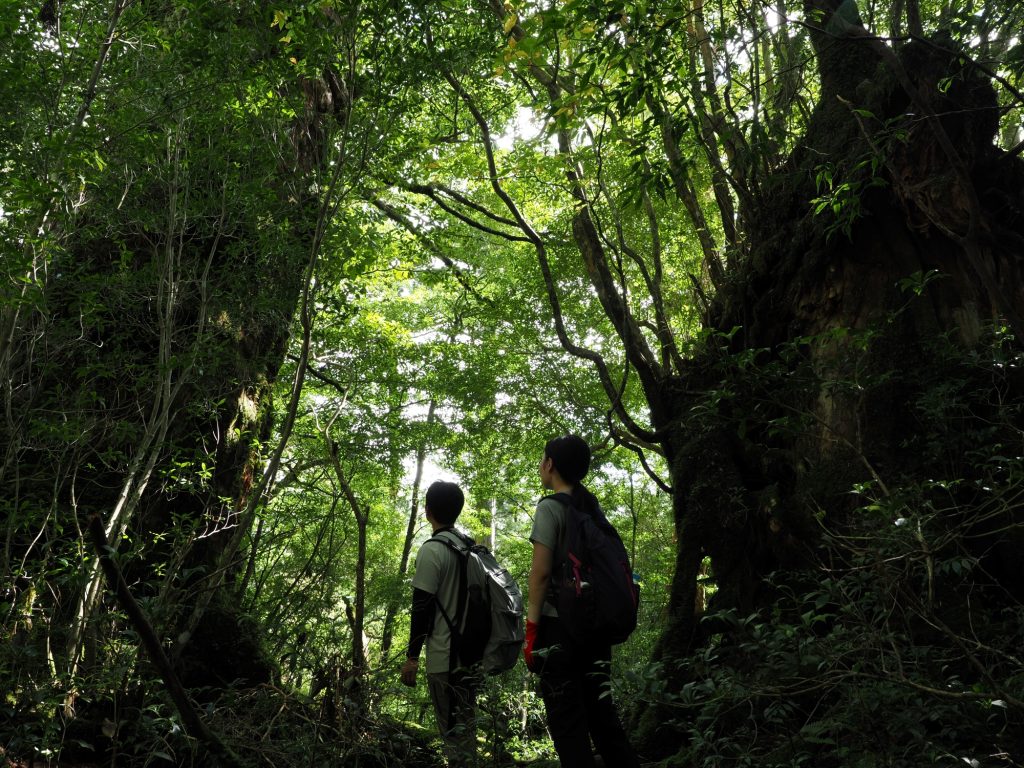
top-left (633, 2), bottom-right (1024, 759)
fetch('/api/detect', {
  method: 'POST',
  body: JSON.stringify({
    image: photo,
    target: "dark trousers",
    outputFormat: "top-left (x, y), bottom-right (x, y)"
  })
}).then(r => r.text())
top-left (536, 617), bottom-right (641, 768)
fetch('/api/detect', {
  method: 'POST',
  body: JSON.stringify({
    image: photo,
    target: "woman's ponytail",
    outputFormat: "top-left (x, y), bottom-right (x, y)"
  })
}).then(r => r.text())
top-left (545, 434), bottom-right (602, 515)
top-left (571, 482), bottom-right (602, 517)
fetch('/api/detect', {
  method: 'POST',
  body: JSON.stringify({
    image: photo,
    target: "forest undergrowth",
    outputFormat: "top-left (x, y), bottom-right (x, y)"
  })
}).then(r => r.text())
top-left (5, 325), bottom-right (1022, 768)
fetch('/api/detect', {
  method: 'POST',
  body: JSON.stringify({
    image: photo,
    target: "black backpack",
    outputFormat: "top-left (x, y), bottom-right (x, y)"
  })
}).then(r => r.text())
top-left (427, 530), bottom-right (524, 674)
top-left (546, 492), bottom-right (639, 647)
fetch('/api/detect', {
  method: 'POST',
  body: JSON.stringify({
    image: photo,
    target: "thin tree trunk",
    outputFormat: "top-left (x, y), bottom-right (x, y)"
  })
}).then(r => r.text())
top-left (490, 498), bottom-right (497, 553)
top-left (329, 438), bottom-right (369, 674)
top-left (906, 0), bottom-right (923, 37)
top-left (889, 0), bottom-right (905, 38)
top-left (379, 399), bottom-right (436, 661)
top-left (354, 514), bottom-right (367, 671)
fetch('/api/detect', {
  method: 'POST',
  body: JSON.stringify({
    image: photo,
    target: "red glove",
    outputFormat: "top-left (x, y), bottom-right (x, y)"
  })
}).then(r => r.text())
top-left (523, 619), bottom-right (539, 672)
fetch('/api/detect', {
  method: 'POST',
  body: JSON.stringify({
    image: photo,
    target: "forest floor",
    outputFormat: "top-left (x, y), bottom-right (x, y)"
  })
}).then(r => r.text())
top-left (2, 761), bottom-right (570, 767)
top-left (0, 754), bottom-right (576, 768)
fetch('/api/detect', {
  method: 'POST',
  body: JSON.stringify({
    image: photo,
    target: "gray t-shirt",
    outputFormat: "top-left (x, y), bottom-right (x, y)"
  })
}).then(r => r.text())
top-left (411, 529), bottom-right (466, 674)
top-left (529, 496), bottom-right (569, 618)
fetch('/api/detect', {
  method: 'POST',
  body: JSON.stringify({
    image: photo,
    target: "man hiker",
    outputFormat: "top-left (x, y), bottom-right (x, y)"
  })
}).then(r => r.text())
top-left (400, 480), bottom-right (479, 767)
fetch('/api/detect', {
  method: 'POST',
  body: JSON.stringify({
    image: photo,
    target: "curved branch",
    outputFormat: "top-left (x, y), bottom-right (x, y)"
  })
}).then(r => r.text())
top-left (580, 118), bottom-right (685, 375)
top-left (640, 175), bottom-right (687, 372)
top-left (371, 197), bottom-right (495, 304)
top-left (608, 420), bottom-right (673, 494)
top-left (399, 185), bottom-right (532, 243)
top-left (570, 206), bottom-right (665, 404)
top-left (408, 183), bottom-right (526, 230)
top-left (478, 8), bottom-right (679, 440)
top-left (646, 92), bottom-right (727, 288)
top-left (429, 32), bottom-right (661, 444)
top-left (582, 120), bottom-right (673, 342)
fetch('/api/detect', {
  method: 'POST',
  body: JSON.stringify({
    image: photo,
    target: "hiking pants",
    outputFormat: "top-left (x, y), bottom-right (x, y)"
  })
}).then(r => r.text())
top-left (427, 669), bottom-right (478, 767)
top-left (535, 616), bottom-right (641, 768)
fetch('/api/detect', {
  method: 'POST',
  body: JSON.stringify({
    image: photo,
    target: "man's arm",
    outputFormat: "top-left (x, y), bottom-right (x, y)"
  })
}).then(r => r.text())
top-left (400, 587), bottom-right (435, 687)
top-left (407, 587), bottom-right (435, 658)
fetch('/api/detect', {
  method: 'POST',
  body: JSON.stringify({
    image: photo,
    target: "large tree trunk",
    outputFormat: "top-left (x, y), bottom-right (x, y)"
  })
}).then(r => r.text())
top-left (1, 7), bottom-right (353, 734)
top-left (636, 0), bottom-right (1024, 758)
top-left (32, 178), bottom-right (312, 694)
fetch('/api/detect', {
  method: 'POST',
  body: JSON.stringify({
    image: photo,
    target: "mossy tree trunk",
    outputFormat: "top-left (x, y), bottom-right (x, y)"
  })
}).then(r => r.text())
top-left (633, 0), bottom-right (1024, 756)
top-left (1, 3), bottom-right (354, 713)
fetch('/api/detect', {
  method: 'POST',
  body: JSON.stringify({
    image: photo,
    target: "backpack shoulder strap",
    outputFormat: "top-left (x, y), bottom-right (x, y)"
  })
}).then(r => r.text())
top-left (543, 491), bottom-right (574, 508)
top-left (545, 491), bottom-right (614, 531)
top-left (539, 494), bottom-right (576, 603)
top-left (428, 527), bottom-right (475, 550)
top-left (425, 532), bottom-right (471, 671)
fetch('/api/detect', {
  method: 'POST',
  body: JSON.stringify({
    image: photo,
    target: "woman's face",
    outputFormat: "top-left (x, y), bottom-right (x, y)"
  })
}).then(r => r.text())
top-left (539, 454), bottom-right (554, 490)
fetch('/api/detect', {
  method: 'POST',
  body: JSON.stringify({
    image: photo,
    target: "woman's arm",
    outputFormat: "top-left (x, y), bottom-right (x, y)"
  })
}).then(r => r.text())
top-left (527, 540), bottom-right (553, 623)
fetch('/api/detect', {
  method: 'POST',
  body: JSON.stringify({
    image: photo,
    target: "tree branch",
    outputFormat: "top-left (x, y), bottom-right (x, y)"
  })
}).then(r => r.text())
top-left (581, 119), bottom-right (679, 358)
top-left (400, 185), bottom-right (531, 243)
top-left (647, 92), bottom-right (728, 288)
top-left (641, 172), bottom-right (687, 372)
top-left (371, 197), bottom-right (495, 304)
top-left (608, 420), bottom-right (673, 493)
top-left (407, 182), bottom-right (527, 230)
top-left (483, 11), bottom-right (672, 437)
top-left (88, 516), bottom-right (244, 768)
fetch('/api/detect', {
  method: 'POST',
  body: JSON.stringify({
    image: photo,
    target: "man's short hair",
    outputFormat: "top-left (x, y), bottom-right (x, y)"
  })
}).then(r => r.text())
top-left (425, 481), bottom-right (464, 526)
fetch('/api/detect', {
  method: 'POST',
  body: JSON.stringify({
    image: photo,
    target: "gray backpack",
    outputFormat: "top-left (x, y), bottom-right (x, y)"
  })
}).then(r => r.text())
top-left (428, 531), bottom-right (524, 674)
